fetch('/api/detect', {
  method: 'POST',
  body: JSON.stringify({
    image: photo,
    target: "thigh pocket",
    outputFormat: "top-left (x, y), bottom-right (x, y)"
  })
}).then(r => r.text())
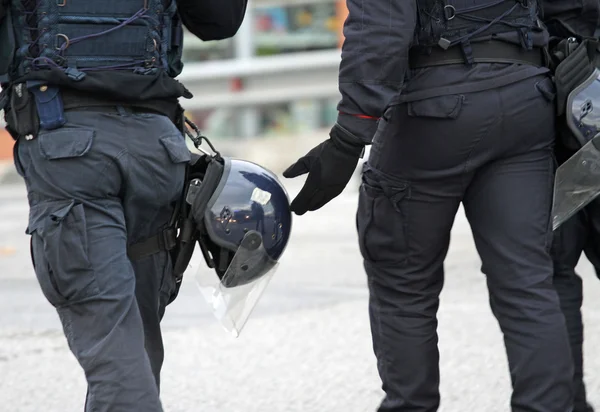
top-left (356, 171), bottom-right (410, 265)
top-left (159, 134), bottom-right (191, 198)
top-left (27, 200), bottom-right (99, 307)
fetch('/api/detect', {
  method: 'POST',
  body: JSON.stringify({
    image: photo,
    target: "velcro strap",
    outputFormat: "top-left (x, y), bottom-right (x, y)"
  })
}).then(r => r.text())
top-left (128, 227), bottom-right (177, 261)
top-left (410, 41), bottom-right (544, 69)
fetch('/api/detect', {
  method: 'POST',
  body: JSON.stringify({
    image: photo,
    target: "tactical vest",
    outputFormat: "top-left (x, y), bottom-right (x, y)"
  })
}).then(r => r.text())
top-left (1, 0), bottom-right (184, 83)
top-left (413, 0), bottom-right (541, 64)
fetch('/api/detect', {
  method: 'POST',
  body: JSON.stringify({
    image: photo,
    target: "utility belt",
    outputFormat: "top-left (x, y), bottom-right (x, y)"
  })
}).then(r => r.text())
top-left (409, 41), bottom-right (546, 69)
top-left (2, 82), bottom-right (181, 141)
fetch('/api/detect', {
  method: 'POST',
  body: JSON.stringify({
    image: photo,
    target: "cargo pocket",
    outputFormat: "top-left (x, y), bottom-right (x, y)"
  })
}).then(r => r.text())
top-left (36, 128), bottom-right (105, 193)
top-left (159, 135), bottom-right (189, 303)
top-left (39, 128), bottom-right (94, 160)
top-left (27, 200), bottom-right (99, 308)
top-left (356, 170), bottom-right (410, 265)
top-left (407, 94), bottom-right (465, 119)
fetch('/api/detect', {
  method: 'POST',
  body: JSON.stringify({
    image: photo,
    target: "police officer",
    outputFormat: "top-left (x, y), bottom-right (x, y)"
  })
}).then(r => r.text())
top-left (543, 2), bottom-right (600, 411)
top-left (0, 1), bottom-right (247, 411)
top-left (283, 0), bottom-right (575, 410)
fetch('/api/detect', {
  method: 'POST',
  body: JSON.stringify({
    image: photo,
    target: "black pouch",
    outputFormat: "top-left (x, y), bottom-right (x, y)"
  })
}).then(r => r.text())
top-left (551, 37), bottom-right (599, 150)
top-left (27, 81), bottom-right (66, 130)
top-left (6, 83), bottom-right (40, 139)
top-left (554, 39), bottom-right (597, 116)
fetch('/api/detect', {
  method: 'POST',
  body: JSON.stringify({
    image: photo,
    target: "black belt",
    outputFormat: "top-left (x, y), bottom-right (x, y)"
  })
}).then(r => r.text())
top-left (60, 89), bottom-right (179, 122)
top-left (410, 41), bottom-right (545, 69)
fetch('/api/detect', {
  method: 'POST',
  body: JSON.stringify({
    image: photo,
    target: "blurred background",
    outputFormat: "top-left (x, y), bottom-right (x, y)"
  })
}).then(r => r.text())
top-left (1, 2), bottom-right (600, 411)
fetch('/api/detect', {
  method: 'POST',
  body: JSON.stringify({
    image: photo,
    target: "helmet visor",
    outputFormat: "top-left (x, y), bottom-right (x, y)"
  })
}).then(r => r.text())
top-left (194, 231), bottom-right (279, 337)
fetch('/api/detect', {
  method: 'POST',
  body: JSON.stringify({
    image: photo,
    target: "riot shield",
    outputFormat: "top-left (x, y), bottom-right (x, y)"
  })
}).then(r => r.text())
top-left (552, 68), bottom-right (600, 230)
top-left (552, 134), bottom-right (600, 230)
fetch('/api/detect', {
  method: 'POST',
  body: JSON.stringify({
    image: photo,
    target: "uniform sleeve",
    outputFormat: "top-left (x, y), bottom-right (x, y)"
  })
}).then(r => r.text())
top-left (336, 0), bottom-right (418, 143)
top-left (176, 0), bottom-right (248, 41)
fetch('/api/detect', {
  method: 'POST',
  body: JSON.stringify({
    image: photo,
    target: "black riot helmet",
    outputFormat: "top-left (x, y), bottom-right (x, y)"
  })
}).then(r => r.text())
top-left (176, 152), bottom-right (292, 287)
top-left (171, 143), bottom-right (293, 336)
top-left (169, 118), bottom-right (292, 296)
top-left (123, 115), bottom-right (292, 335)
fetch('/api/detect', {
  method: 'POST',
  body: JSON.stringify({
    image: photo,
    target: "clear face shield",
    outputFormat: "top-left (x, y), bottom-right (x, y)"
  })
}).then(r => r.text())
top-left (552, 69), bottom-right (600, 230)
top-left (194, 231), bottom-right (279, 337)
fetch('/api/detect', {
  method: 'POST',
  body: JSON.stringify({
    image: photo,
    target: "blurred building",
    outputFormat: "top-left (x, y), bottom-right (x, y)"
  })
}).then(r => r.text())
top-left (180, 0), bottom-right (346, 140)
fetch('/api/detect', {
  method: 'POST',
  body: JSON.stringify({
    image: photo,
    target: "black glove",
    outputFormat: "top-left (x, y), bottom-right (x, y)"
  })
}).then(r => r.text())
top-left (283, 123), bottom-right (365, 215)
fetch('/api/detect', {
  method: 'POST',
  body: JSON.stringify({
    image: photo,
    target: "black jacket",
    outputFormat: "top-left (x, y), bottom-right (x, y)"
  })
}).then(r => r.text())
top-left (335, 0), bottom-right (552, 144)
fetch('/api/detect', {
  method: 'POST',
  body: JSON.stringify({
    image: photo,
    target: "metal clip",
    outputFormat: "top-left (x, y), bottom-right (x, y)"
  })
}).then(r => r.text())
top-left (184, 116), bottom-right (222, 160)
top-left (443, 5), bottom-right (456, 20)
top-left (56, 34), bottom-right (70, 51)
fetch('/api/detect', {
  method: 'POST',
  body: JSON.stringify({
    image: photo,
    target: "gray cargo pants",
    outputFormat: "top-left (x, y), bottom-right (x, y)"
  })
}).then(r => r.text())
top-left (13, 107), bottom-right (189, 412)
top-left (357, 74), bottom-right (574, 412)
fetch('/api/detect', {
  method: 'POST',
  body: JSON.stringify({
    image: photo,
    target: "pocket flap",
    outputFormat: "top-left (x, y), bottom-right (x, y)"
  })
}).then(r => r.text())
top-left (39, 129), bottom-right (94, 160)
top-left (160, 135), bottom-right (191, 164)
top-left (26, 199), bottom-right (75, 235)
top-left (408, 95), bottom-right (464, 119)
top-left (30, 86), bottom-right (60, 104)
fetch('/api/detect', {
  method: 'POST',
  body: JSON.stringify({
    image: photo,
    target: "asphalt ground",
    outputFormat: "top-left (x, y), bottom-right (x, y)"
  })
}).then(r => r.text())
top-left (0, 163), bottom-right (599, 412)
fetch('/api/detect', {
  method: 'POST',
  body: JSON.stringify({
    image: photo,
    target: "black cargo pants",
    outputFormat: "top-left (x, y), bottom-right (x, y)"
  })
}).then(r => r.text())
top-left (357, 74), bottom-right (574, 412)
top-left (13, 107), bottom-right (189, 412)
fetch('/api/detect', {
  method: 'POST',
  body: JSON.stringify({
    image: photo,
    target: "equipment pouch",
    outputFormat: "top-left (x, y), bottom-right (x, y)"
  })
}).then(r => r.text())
top-left (554, 39), bottom-right (595, 117)
top-left (6, 83), bottom-right (40, 140)
top-left (552, 37), bottom-right (600, 151)
top-left (27, 81), bottom-right (66, 131)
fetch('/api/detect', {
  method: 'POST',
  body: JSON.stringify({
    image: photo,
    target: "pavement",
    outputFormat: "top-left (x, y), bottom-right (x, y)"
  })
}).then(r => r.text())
top-left (0, 145), bottom-right (599, 412)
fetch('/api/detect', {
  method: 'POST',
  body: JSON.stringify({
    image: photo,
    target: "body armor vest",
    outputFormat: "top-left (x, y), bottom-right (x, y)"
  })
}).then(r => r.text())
top-left (414, 0), bottom-right (541, 62)
top-left (2, 0), bottom-right (184, 83)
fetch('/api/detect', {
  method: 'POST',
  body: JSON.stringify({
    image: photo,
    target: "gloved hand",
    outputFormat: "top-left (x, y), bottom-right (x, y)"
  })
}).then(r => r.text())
top-left (283, 123), bottom-right (365, 215)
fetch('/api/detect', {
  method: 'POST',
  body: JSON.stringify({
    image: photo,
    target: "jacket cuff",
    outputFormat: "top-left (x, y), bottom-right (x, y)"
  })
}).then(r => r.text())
top-left (335, 112), bottom-right (379, 145)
